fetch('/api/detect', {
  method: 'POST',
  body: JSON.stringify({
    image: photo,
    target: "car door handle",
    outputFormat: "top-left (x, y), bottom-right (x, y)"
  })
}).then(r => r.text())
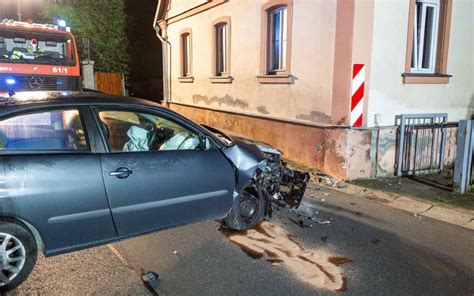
top-left (109, 167), bottom-right (133, 179)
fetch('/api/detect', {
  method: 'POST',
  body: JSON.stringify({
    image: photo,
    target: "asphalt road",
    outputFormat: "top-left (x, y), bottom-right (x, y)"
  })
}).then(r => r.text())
top-left (112, 184), bottom-right (474, 296)
top-left (11, 183), bottom-right (474, 295)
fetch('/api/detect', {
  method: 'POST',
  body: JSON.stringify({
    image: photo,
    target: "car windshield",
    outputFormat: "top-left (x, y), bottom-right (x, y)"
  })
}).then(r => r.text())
top-left (0, 28), bottom-right (75, 66)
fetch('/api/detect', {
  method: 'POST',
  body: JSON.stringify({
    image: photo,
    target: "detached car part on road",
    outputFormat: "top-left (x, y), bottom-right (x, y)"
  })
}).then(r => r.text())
top-left (0, 91), bottom-right (309, 292)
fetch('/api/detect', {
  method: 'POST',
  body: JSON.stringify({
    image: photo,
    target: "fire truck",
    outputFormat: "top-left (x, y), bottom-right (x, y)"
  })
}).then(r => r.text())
top-left (0, 19), bottom-right (80, 92)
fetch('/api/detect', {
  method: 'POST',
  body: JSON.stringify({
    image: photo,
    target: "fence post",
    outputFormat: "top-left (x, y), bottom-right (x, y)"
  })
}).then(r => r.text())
top-left (81, 60), bottom-right (95, 90)
top-left (453, 120), bottom-right (472, 193)
top-left (396, 115), bottom-right (405, 176)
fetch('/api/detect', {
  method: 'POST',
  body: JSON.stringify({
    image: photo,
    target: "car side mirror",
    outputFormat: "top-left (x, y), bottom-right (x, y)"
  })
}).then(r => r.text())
top-left (198, 134), bottom-right (211, 150)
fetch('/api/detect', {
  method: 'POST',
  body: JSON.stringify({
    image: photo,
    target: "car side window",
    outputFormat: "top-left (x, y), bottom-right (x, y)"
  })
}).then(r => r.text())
top-left (0, 109), bottom-right (89, 152)
top-left (97, 110), bottom-right (210, 152)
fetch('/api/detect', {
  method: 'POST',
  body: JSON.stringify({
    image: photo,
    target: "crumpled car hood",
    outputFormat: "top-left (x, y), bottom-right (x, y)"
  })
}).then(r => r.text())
top-left (201, 124), bottom-right (281, 155)
top-left (221, 139), bottom-right (266, 195)
top-left (204, 124), bottom-right (310, 214)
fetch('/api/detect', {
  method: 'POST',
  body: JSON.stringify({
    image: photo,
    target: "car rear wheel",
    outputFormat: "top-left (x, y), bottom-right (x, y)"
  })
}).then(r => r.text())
top-left (0, 221), bottom-right (37, 293)
top-left (224, 188), bottom-right (265, 230)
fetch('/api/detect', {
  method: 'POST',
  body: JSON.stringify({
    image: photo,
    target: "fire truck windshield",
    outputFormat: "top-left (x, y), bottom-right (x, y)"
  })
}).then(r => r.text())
top-left (0, 28), bottom-right (76, 66)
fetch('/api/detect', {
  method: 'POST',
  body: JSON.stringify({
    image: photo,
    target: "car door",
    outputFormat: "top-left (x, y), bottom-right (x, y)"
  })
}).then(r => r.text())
top-left (94, 107), bottom-right (236, 237)
top-left (0, 107), bottom-right (117, 255)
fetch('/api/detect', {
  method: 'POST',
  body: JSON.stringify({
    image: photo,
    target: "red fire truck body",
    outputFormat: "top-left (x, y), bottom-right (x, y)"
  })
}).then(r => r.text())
top-left (0, 19), bottom-right (80, 92)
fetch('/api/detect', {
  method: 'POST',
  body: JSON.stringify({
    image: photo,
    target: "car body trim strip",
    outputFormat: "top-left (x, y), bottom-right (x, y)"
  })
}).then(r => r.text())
top-left (48, 208), bottom-right (111, 224)
top-left (112, 189), bottom-right (229, 215)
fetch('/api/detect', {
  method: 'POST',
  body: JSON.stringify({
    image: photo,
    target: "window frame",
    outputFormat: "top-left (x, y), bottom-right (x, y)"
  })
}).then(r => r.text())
top-left (268, 6), bottom-right (287, 74)
top-left (404, 0), bottom-right (453, 84)
top-left (91, 106), bottom-right (219, 154)
top-left (215, 23), bottom-right (228, 75)
top-left (0, 106), bottom-right (92, 155)
top-left (179, 28), bottom-right (193, 81)
top-left (211, 16), bottom-right (232, 82)
top-left (411, 0), bottom-right (440, 74)
top-left (258, 0), bottom-right (293, 84)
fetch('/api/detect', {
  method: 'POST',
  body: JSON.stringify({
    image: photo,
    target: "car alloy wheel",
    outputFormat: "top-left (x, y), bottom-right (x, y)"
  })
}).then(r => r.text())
top-left (0, 233), bottom-right (26, 286)
top-left (239, 191), bottom-right (259, 224)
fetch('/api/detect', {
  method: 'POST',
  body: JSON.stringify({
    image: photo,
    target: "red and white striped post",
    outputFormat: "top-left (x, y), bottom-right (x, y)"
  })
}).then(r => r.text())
top-left (350, 64), bottom-right (365, 127)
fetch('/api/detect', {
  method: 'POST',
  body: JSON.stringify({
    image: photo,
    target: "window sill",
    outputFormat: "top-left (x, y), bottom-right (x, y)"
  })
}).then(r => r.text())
top-left (178, 76), bottom-right (194, 83)
top-left (209, 76), bottom-right (232, 83)
top-left (256, 74), bottom-right (292, 84)
top-left (402, 73), bottom-right (452, 84)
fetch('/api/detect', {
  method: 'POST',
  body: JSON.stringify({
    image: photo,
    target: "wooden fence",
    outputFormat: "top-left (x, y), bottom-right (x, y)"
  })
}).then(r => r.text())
top-left (95, 72), bottom-right (123, 95)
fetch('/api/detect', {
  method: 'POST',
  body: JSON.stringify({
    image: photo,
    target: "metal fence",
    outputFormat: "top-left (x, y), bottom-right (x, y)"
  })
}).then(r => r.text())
top-left (396, 114), bottom-right (448, 176)
top-left (453, 120), bottom-right (474, 193)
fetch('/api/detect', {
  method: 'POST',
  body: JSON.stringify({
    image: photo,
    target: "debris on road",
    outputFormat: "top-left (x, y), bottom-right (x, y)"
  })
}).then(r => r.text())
top-left (173, 250), bottom-right (178, 255)
top-left (289, 217), bottom-right (311, 228)
top-left (308, 217), bottom-right (331, 225)
top-left (288, 201), bottom-right (332, 228)
top-left (141, 271), bottom-right (160, 295)
top-left (370, 239), bottom-right (381, 245)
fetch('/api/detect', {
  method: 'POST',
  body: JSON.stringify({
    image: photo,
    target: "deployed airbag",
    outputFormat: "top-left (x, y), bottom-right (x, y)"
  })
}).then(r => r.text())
top-left (123, 125), bottom-right (149, 152)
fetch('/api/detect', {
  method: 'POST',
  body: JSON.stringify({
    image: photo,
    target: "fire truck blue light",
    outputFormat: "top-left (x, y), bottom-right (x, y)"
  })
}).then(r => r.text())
top-left (57, 19), bottom-right (67, 28)
top-left (5, 78), bottom-right (16, 85)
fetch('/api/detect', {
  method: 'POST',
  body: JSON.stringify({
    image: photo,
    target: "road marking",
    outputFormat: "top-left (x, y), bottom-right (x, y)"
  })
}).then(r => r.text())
top-left (108, 244), bottom-right (140, 278)
top-left (108, 244), bottom-right (160, 295)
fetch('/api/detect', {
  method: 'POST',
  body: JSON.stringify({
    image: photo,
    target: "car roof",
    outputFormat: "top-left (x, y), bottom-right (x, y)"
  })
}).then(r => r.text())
top-left (0, 91), bottom-right (164, 116)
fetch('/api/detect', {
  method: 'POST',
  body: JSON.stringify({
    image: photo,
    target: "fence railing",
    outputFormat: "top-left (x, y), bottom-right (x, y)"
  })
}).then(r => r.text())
top-left (396, 113), bottom-right (448, 176)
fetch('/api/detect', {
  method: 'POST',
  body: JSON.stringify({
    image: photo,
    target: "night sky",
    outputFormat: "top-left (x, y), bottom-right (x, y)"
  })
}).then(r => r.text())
top-left (0, 0), bottom-right (163, 101)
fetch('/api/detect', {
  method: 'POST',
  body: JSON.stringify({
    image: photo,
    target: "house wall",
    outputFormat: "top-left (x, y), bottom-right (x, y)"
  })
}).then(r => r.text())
top-left (367, 0), bottom-right (474, 127)
top-left (170, 102), bottom-right (350, 179)
top-left (165, 0), bottom-right (340, 125)
top-left (167, 0), bottom-right (208, 18)
top-left (157, 0), bottom-right (470, 180)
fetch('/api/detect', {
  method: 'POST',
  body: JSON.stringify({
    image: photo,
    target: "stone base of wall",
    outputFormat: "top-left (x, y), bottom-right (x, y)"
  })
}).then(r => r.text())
top-left (169, 102), bottom-right (457, 180)
top-left (170, 102), bottom-right (355, 179)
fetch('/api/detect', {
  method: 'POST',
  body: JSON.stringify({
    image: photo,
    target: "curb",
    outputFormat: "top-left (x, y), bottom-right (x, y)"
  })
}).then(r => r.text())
top-left (317, 182), bottom-right (474, 230)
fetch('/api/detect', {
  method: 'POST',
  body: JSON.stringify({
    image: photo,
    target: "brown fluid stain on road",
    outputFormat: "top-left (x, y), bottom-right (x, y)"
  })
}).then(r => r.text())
top-left (220, 221), bottom-right (352, 292)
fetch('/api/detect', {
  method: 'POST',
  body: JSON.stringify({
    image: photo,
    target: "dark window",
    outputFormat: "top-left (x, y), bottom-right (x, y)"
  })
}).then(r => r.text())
top-left (268, 6), bottom-right (287, 73)
top-left (0, 109), bottom-right (88, 152)
top-left (181, 33), bottom-right (191, 77)
top-left (215, 23), bottom-right (227, 76)
top-left (0, 28), bottom-right (76, 66)
top-left (97, 110), bottom-right (210, 152)
top-left (411, 0), bottom-right (440, 73)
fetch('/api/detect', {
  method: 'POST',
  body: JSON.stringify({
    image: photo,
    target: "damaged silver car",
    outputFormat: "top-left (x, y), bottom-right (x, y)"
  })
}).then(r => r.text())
top-left (202, 125), bottom-right (310, 229)
top-left (0, 91), bottom-right (309, 292)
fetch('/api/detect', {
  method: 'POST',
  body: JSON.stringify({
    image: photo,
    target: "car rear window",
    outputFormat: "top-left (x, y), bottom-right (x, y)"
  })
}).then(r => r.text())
top-left (0, 109), bottom-right (89, 152)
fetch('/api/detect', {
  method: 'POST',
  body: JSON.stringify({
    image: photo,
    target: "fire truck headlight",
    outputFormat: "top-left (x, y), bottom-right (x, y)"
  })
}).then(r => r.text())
top-left (58, 19), bottom-right (67, 28)
top-left (5, 78), bottom-right (16, 86)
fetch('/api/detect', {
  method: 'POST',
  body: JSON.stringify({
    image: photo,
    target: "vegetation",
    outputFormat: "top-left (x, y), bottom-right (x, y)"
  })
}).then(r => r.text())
top-left (43, 0), bottom-right (129, 74)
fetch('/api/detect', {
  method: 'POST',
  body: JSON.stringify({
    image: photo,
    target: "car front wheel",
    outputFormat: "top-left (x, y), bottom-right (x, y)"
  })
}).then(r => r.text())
top-left (224, 187), bottom-right (265, 230)
top-left (0, 220), bottom-right (37, 293)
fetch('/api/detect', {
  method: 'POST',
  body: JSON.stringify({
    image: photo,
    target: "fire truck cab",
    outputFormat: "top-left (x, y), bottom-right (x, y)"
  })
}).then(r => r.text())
top-left (0, 19), bottom-right (80, 92)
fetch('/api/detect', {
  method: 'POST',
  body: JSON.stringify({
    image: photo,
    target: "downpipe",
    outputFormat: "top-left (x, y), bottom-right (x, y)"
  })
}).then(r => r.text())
top-left (154, 26), bottom-right (170, 107)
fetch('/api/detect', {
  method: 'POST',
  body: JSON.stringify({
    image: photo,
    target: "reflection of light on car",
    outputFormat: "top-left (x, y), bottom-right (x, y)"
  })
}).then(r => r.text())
top-left (10, 91), bottom-right (51, 102)
top-left (62, 110), bottom-right (80, 128)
